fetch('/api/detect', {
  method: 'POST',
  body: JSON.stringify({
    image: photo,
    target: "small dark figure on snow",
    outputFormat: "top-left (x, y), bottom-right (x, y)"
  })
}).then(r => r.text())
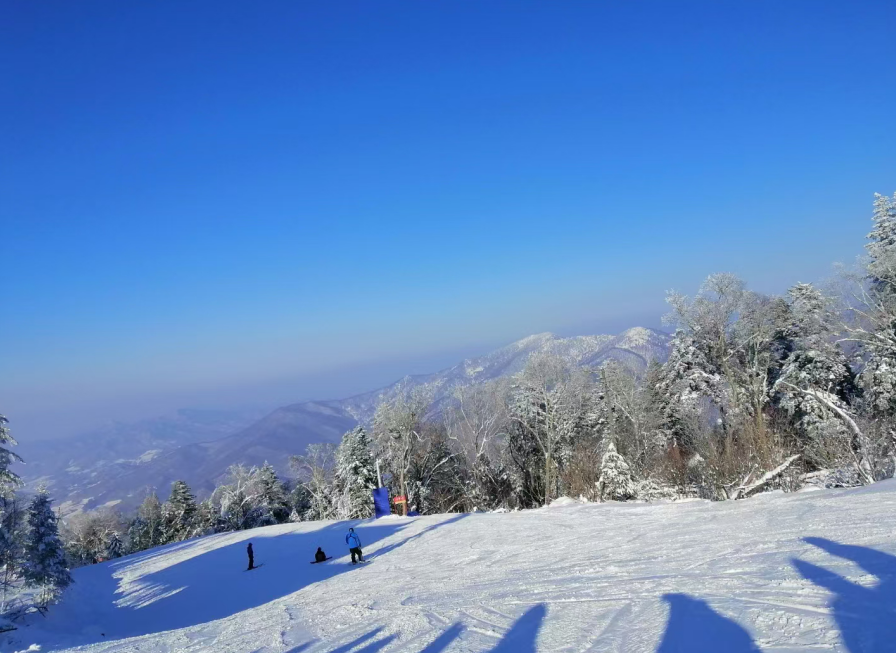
top-left (346, 528), bottom-right (363, 564)
top-left (247, 542), bottom-right (255, 570)
top-left (315, 547), bottom-right (327, 563)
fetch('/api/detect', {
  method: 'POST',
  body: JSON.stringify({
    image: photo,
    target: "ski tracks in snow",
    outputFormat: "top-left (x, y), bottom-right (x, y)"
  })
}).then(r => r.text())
top-left (7, 482), bottom-right (896, 652)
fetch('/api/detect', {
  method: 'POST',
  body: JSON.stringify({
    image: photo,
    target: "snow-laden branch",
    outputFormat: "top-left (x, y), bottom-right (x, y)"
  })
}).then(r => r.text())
top-left (734, 455), bottom-right (800, 500)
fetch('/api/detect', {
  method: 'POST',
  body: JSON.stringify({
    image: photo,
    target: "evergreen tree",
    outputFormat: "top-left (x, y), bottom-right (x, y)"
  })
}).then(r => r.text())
top-left (22, 488), bottom-right (71, 606)
top-left (257, 463), bottom-right (290, 524)
top-left (0, 414), bottom-right (22, 492)
top-left (127, 493), bottom-right (165, 553)
top-left (774, 284), bottom-right (857, 468)
top-left (162, 480), bottom-right (197, 543)
top-left (0, 414), bottom-right (24, 612)
top-left (288, 483), bottom-right (312, 521)
top-left (194, 499), bottom-right (221, 535)
top-left (867, 192), bottom-right (896, 299)
top-left (859, 192), bottom-right (896, 418)
top-left (654, 330), bottom-right (724, 448)
top-left (334, 427), bottom-right (378, 519)
top-left (597, 442), bottom-right (636, 501)
top-left (106, 532), bottom-right (123, 560)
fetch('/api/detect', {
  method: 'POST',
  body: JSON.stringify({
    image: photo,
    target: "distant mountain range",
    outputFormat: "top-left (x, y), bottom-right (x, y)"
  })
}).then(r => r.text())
top-left (16, 327), bottom-right (670, 515)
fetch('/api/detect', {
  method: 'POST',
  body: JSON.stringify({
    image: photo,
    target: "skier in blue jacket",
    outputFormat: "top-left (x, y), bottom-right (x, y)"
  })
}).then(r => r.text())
top-left (346, 527), bottom-right (364, 564)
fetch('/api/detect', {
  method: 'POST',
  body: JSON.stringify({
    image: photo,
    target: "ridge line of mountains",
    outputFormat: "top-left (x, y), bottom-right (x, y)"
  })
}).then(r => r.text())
top-left (17, 327), bottom-right (671, 515)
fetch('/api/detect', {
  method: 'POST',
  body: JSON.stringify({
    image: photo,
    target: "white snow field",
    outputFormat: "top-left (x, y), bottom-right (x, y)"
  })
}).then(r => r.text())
top-left (9, 482), bottom-right (896, 653)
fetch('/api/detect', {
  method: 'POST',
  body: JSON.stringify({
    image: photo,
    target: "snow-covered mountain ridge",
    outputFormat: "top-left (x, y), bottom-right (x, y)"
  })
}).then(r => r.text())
top-left (8, 480), bottom-right (896, 652)
top-left (17, 327), bottom-right (670, 513)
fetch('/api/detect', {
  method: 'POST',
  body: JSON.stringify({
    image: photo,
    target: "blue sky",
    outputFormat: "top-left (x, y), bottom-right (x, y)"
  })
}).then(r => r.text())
top-left (2, 1), bottom-right (895, 439)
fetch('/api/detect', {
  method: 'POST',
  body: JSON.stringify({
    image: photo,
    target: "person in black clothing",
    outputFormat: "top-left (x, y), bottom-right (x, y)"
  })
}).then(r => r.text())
top-left (247, 542), bottom-right (255, 570)
top-left (314, 547), bottom-right (327, 563)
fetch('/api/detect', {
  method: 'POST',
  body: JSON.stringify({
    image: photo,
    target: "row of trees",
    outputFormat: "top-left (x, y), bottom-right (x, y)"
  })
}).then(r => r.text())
top-left (8, 193), bottom-right (896, 590)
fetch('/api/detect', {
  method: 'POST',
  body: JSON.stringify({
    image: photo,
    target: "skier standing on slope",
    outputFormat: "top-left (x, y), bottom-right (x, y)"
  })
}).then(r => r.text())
top-left (346, 528), bottom-right (364, 564)
top-left (247, 542), bottom-right (255, 570)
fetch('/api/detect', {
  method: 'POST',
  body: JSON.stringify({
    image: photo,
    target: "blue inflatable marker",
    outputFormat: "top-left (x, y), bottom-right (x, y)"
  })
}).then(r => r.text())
top-left (372, 487), bottom-right (391, 518)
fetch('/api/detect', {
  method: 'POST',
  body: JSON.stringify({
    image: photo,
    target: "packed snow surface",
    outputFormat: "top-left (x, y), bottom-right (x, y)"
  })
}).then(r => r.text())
top-left (10, 482), bottom-right (896, 652)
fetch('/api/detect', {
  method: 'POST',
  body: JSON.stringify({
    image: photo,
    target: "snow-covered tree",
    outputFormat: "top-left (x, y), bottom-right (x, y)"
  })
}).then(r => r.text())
top-left (508, 353), bottom-right (594, 506)
top-left (194, 499), bottom-right (221, 535)
top-left (162, 480), bottom-right (197, 543)
top-left (774, 284), bottom-right (859, 472)
top-left (22, 488), bottom-right (71, 606)
top-left (829, 192), bottom-right (896, 480)
top-left (855, 192), bottom-right (896, 418)
top-left (408, 427), bottom-right (466, 514)
top-left (653, 329), bottom-right (724, 448)
top-left (445, 380), bottom-right (512, 510)
top-left (290, 446), bottom-right (336, 521)
top-left (598, 360), bottom-right (655, 474)
top-left (0, 414), bottom-right (22, 493)
top-left (105, 533), bottom-right (123, 560)
top-left (334, 427), bottom-right (378, 520)
top-left (257, 463), bottom-right (290, 524)
top-left (127, 494), bottom-right (165, 553)
top-left (373, 386), bottom-right (433, 515)
top-left (597, 442), bottom-right (636, 501)
top-left (0, 415), bottom-right (24, 612)
top-left (867, 191), bottom-right (896, 299)
top-left (0, 497), bottom-right (25, 613)
top-left (63, 510), bottom-right (124, 566)
top-left (211, 465), bottom-right (277, 531)
top-left (288, 483), bottom-right (313, 522)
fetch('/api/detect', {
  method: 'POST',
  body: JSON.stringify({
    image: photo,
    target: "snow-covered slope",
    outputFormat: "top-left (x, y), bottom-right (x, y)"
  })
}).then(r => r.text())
top-left (9, 482), bottom-right (896, 652)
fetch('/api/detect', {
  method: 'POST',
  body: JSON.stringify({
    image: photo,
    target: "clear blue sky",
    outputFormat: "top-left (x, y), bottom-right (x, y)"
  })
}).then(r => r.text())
top-left (2, 1), bottom-right (895, 439)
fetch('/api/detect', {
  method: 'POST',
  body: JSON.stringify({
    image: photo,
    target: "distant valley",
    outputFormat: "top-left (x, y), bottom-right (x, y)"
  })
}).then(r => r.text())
top-left (16, 327), bottom-right (670, 514)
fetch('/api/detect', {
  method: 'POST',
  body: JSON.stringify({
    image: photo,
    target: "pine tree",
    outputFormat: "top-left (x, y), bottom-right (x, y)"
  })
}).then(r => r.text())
top-left (106, 533), bottom-right (123, 560)
top-left (0, 414), bottom-right (24, 612)
top-left (0, 414), bottom-right (22, 493)
top-left (654, 330), bottom-right (724, 447)
top-left (867, 192), bottom-right (896, 299)
top-left (162, 480), bottom-right (197, 543)
top-left (257, 463), bottom-right (290, 524)
top-left (859, 192), bottom-right (896, 418)
top-left (288, 484), bottom-right (312, 522)
top-left (774, 283), bottom-right (857, 468)
top-left (597, 442), bottom-right (636, 501)
top-left (22, 488), bottom-right (71, 607)
top-left (334, 427), bottom-right (378, 519)
top-left (127, 493), bottom-right (165, 553)
top-left (194, 499), bottom-right (221, 535)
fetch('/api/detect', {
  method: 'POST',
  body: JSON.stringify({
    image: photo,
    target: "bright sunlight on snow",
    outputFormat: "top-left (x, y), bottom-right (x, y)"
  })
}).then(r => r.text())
top-left (9, 481), bottom-right (896, 653)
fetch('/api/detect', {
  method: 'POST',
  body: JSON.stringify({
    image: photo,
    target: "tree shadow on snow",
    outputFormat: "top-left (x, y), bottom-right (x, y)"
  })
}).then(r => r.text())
top-left (370, 513), bottom-right (468, 559)
top-left (792, 537), bottom-right (896, 653)
top-left (325, 626), bottom-right (396, 653)
top-left (656, 593), bottom-right (761, 653)
top-left (419, 622), bottom-right (464, 652)
top-left (66, 519), bottom-right (412, 646)
top-left (489, 604), bottom-right (546, 653)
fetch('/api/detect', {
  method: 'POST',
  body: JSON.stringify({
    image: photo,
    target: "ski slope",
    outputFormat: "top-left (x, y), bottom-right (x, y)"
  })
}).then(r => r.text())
top-left (9, 481), bottom-right (896, 653)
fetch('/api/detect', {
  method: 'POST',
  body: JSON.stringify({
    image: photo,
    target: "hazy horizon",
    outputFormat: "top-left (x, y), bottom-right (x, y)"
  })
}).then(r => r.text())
top-left (3, 2), bottom-right (894, 443)
top-left (12, 310), bottom-right (666, 442)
